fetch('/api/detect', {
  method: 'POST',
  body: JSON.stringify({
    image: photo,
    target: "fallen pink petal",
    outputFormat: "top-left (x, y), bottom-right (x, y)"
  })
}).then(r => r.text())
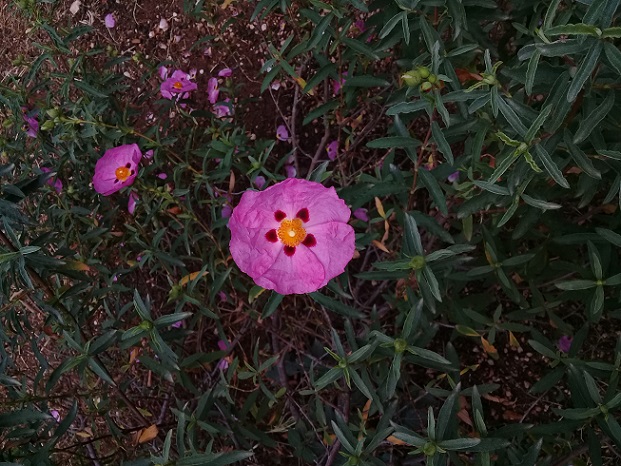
top-left (104, 13), bottom-right (116, 29)
top-left (160, 70), bottom-right (197, 100)
top-left (326, 140), bottom-right (339, 161)
top-left (156, 172), bottom-right (168, 180)
top-left (448, 171), bottom-right (460, 183)
top-left (276, 124), bottom-right (290, 142)
top-left (228, 178), bottom-right (356, 295)
top-left (158, 66), bottom-right (168, 80)
top-left (207, 77), bottom-right (219, 104)
top-left (50, 410), bottom-right (61, 423)
top-left (218, 67), bottom-right (232, 77)
top-left (93, 143), bottom-right (142, 196)
top-left (128, 192), bottom-right (138, 214)
top-left (22, 108), bottom-right (38, 138)
top-left (41, 167), bottom-right (63, 193)
top-left (332, 71), bottom-right (348, 94)
top-left (353, 208), bottom-right (369, 222)
top-left (214, 99), bottom-right (233, 118)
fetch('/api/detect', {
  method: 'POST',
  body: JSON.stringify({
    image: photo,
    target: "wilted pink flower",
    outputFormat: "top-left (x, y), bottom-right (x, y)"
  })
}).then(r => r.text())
top-left (93, 144), bottom-right (142, 196)
top-left (228, 179), bottom-right (355, 295)
top-left (276, 124), bottom-right (290, 142)
top-left (160, 70), bottom-right (197, 100)
top-left (159, 66), bottom-right (168, 80)
top-left (558, 335), bottom-right (572, 353)
top-left (144, 149), bottom-right (154, 159)
top-left (218, 68), bottom-right (232, 77)
top-left (253, 175), bottom-right (266, 190)
top-left (128, 191), bottom-right (138, 214)
top-left (50, 410), bottom-right (61, 423)
top-left (326, 140), bottom-right (339, 161)
top-left (104, 13), bottom-right (116, 28)
top-left (448, 171), bottom-right (459, 183)
top-left (22, 108), bottom-right (38, 138)
top-left (207, 77), bottom-right (219, 104)
top-left (285, 163), bottom-right (296, 178)
top-left (271, 80), bottom-right (281, 90)
top-left (171, 321), bottom-right (183, 329)
top-left (222, 204), bottom-right (232, 218)
top-left (41, 167), bottom-right (62, 193)
top-left (214, 99), bottom-right (232, 117)
top-left (218, 291), bottom-right (227, 302)
top-left (332, 71), bottom-right (348, 94)
top-left (353, 208), bottom-right (369, 222)
top-left (354, 19), bottom-right (366, 33)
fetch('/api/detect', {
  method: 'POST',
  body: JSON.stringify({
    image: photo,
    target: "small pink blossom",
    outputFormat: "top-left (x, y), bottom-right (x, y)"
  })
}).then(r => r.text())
top-left (332, 72), bottom-right (348, 94)
top-left (144, 149), bottom-right (154, 159)
top-left (558, 335), bottom-right (572, 353)
top-left (156, 172), bottom-right (168, 180)
top-left (207, 77), bottom-right (219, 104)
top-left (448, 171), bottom-right (460, 183)
top-left (253, 175), bottom-right (266, 190)
top-left (41, 167), bottom-right (62, 193)
top-left (214, 99), bottom-right (232, 117)
top-left (160, 70), bottom-right (197, 100)
top-left (171, 321), bottom-right (183, 329)
top-left (128, 192), bottom-right (138, 214)
top-left (218, 68), bottom-right (232, 77)
top-left (353, 208), bottom-right (369, 222)
top-left (228, 179), bottom-right (355, 295)
top-left (217, 340), bottom-right (230, 370)
top-left (326, 140), bottom-right (339, 161)
top-left (104, 13), bottom-right (116, 29)
top-left (93, 144), bottom-right (142, 196)
top-left (276, 124), bottom-right (290, 142)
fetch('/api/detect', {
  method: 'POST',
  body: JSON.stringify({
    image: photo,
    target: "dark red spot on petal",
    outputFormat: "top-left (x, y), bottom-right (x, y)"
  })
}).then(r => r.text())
top-left (296, 208), bottom-right (309, 222)
top-left (284, 246), bottom-right (296, 256)
top-left (130, 170), bottom-right (135, 175)
top-left (274, 210), bottom-right (286, 221)
top-left (302, 234), bottom-right (316, 247)
top-left (265, 229), bottom-right (278, 243)
top-left (125, 162), bottom-right (131, 168)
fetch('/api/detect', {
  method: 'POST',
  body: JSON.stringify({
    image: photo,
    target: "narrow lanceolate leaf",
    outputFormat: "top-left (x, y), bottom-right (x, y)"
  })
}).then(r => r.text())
top-left (556, 280), bottom-right (598, 290)
top-left (534, 145), bottom-right (570, 188)
top-left (524, 104), bottom-right (552, 142)
top-left (521, 194), bottom-right (562, 210)
top-left (604, 42), bottom-right (621, 75)
top-left (497, 97), bottom-right (528, 137)
top-left (573, 92), bottom-right (615, 143)
top-left (564, 131), bottom-right (601, 179)
top-left (418, 168), bottom-right (449, 215)
top-left (431, 121), bottom-right (454, 165)
top-left (546, 23), bottom-right (602, 36)
top-left (567, 41), bottom-right (603, 102)
top-left (525, 50), bottom-right (541, 96)
top-left (596, 227), bottom-right (621, 247)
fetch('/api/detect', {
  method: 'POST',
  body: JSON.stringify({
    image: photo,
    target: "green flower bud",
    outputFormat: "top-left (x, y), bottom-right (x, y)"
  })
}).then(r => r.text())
top-left (417, 66), bottom-right (430, 79)
top-left (402, 70), bottom-right (422, 87)
top-left (394, 338), bottom-right (408, 353)
top-left (423, 442), bottom-right (437, 456)
top-left (409, 255), bottom-right (426, 270)
top-left (427, 74), bottom-right (438, 84)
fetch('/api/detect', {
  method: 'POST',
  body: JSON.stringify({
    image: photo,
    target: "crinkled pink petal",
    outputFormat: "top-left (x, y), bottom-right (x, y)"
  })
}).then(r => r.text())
top-left (104, 13), bottom-right (116, 28)
top-left (218, 68), bottom-right (232, 77)
top-left (326, 140), bottom-right (339, 160)
top-left (128, 192), bottom-right (138, 214)
top-left (93, 144), bottom-right (142, 196)
top-left (207, 77), bottom-right (219, 104)
top-left (353, 208), bottom-right (369, 222)
top-left (228, 179), bottom-right (355, 295)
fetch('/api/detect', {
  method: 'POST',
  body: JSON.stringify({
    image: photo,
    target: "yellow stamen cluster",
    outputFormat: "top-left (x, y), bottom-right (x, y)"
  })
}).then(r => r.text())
top-left (115, 166), bottom-right (130, 182)
top-left (277, 218), bottom-right (306, 247)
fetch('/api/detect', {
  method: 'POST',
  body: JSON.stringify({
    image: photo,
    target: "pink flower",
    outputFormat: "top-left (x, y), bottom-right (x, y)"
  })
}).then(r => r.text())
top-left (228, 179), bottom-right (355, 295)
top-left (222, 204), bottom-right (232, 218)
top-left (50, 410), bottom-right (61, 423)
top-left (276, 124), bottom-right (290, 142)
top-left (217, 340), bottom-right (230, 370)
top-left (332, 72), bottom-right (348, 94)
top-left (354, 19), bottom-right (366, 33)
top-left (214, 99), bottom-right (232, 117)
top-left (93, 144), bottom-right (142, 196)
top-left (353, 208), bottom-right (369, 222)
top-left (160, 70), bottom-right (197, 100)
top-left (159, 66), bottom-right (168, 80)
top-left (253, 175), bottom-right (266, 189)
top-left (448, 171), bottom-right (459, 183)
top-left (218, 291), bottom-right (227, 302)
top-left (128, 191), bottom-right (138, 214)
top-left (41, 167), bottom-right (62, 193)
top-left (285, 163), bottom-right (296, 178)
top-left (326, 140), bottom-right (339, 161)
top-left (104, 13), bottom-right (116, 28)
top-left (218, 68), bottom-right (233, 77)
top-left (207, 77), bottom-right (219, 104)
top-left (156, 172), bottom-right (168, 180)
top-left (558, 335), bottom-right (572, 353)
top-left (22, 108), bottom-right (38, 138)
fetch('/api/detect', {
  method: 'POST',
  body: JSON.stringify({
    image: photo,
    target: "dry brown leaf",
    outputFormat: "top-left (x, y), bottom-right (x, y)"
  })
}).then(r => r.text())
top-left (509, 331), bottom-right (521, 349)
top-left (374, 197), bottom-right (386, 219)
top-left (372, 240), bottom-right (390, 253)
top-left (502, 410), bottom-right (523, 421)
top-left (136, 424), bottom-right (158, 444)
top-left (179, 271), bottom-right (209, 286)
top-left (386, 435), bottom-right (408, 445)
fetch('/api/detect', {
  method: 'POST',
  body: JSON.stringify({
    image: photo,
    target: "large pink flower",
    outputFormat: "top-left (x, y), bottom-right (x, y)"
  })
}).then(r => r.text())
top-left (228, 179), bottom-right (355, 295)
top-left (160, 70), bottom-right (197, 100)
top-left (93, 144), bottom-right (142, 196)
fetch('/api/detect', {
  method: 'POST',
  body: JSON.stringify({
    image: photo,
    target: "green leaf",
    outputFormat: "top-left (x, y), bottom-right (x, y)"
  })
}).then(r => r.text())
top-left (596, 227), bottom-right (621, 247)
top-left (366, 136), bottom-right (421, 149)
top-left (473, 180), bottom-right (510, 196)
top-left (404, 213), bottom-right (424, 255)
top-left (546, 23), bottom-right (602, 36)
top-left (73, 79), bottom-right (109, 98)
top-left (436, 384), bottom-right (460, 440)
top-left (422, 267), bottom-right (442, 302)
top-left (521, 194), bottom-right (562, 210)
top-left (262, 292), bottom-right (284, 319)
top-left (534, 145), bottom-right (570, 189)
top-left (310, 292), bottom-right (365, 318)
top-left (565, 131), bottom-right (602, 179)
top-left (378, 12), bottom-right (404, 39)
top-left (597, 149), bottom-right (621, 160)
top-left (497, 97), bottom-right (528, 137)
top-left (302, 63), bottom-right (337, 94)
top-left (574, 92), bottom-right (615, 143)
top-left (437, 438), bottom-right (481, 450)
top-left (418, 168), bottom-right (449, 215)
top-left (524, 104), bottom-right (552, 142)
top-left (176, 451), bottom-right (254, 466)
top-left (604, 41), bottom-right (621, 75)
top-left (528, 339), bottom-right (558, 359)
top-left (590, 285), bottom-right (605, 318)
top-left (342, 38), bottom-right (379, 60)
top-left (344, 75), bottom-right (390, 88)
top-left (602, 26), bottom-right (621, 38)
top-left (386, 100), bottom-right (431, 115)
top-left (556, 280), bottom-right (598, 290)
top-left (567, 41), bottom-right (603, 102)
top-left (431, 121), bottom-right (454, 165)
top-left (525, 50), bottom-right (541, 96)
top-left (0, 409), bottom-right (52, 428)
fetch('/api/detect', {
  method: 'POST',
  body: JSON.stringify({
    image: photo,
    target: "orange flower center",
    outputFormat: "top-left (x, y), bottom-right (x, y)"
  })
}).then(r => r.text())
top-left (115, 166), bottom-right (131, 182)
top-left (277, 218), bottom-right (306, 247)
top-left (173, 81), bottom-right (183, 90)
